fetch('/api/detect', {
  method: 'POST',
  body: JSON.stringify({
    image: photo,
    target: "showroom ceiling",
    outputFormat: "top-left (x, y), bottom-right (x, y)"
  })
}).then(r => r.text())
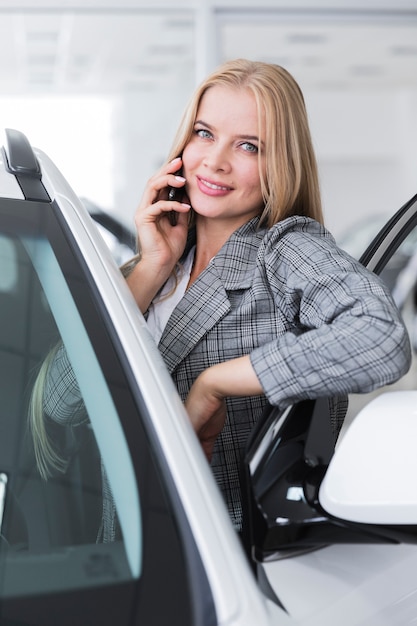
top-left (0, 1), bottom-right (416, 97)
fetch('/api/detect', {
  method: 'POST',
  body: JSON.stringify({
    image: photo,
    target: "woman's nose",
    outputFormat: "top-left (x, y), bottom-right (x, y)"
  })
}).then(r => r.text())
top-left (203, 144), bottom-right (232, 173)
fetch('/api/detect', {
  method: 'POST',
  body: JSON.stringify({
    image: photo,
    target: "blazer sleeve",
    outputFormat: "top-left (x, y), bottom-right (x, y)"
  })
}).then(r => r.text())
top-left (250, 222), bottom-right (412, 408)
top-left (42, 342), bottom-right (88, 427)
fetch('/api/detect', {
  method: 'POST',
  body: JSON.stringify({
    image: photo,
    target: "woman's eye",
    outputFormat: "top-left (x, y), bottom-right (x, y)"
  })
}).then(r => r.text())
top-left (241, 142), bottom-right (258, 153)
top-left (196, 128), bottom-right (212, 139)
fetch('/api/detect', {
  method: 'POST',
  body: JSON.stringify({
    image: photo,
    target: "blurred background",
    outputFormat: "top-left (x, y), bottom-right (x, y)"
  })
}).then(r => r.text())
top-left (0, 0), bottom-right (416, 243)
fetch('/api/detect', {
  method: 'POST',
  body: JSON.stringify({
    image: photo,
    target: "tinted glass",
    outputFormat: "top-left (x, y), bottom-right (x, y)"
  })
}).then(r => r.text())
top-left (0, 200), bottom-right (200, 625)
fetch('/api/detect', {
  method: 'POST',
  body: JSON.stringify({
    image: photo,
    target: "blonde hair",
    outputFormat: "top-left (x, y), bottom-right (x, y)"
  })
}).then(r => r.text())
top-left (121, 58), bottom-right (323, 277)
top-left (28, 342), bottom-right (67, 480)
top-left (166, 58), bottom-right (323, 228)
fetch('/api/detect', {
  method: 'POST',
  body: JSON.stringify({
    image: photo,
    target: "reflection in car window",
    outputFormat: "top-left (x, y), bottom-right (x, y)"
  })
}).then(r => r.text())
top-left (0, 234), bottom-right (137, 600)
top-left (25, 236), bottom-right (141, 574)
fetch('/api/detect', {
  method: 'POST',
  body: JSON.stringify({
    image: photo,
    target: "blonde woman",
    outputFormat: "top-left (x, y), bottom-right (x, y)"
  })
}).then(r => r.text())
top-left (32, 59), bottom-right (411, 533)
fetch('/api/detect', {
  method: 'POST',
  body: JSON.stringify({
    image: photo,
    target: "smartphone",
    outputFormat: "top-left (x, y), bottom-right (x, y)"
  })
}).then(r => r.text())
top-left (167, 187), bottom-right (178, 225)
top-left (168, 186), bottom-right (178, 201)
top-left (167, 164), bottom-right (183, 225)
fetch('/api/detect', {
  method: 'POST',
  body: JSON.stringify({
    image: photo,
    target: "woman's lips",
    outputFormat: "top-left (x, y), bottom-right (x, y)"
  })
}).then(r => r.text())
top-left (197, 176), bottom-right (232, 196)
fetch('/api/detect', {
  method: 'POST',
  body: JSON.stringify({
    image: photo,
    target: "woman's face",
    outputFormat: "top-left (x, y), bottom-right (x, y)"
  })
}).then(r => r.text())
top-left (182, 85), bottom-right (266, 229)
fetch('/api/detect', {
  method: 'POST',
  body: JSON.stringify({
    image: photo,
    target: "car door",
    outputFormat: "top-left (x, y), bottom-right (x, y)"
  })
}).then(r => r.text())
top-left (0, 138), bottom-right (216, 626)
top-left (244, 192), bottom-right (417, 625)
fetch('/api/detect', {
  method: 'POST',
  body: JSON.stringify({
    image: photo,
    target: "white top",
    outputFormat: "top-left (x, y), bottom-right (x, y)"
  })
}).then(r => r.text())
top-left (146, 246), bottom-right (196, 344)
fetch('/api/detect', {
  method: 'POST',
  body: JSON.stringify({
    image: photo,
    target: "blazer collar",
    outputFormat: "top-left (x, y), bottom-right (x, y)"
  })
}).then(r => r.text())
top-left (159, 216), bottom-right (267, 373)
top-left (212, 216), bottom-right (266, 289)
top-left (182, 216), bottom-right (266, 288)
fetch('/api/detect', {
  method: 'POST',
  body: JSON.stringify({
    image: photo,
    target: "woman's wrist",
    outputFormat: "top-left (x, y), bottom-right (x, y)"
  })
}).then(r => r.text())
top-left (125, 257), bottom-right (173, 313)
top-left (185, 356), bottom-right (264, 456)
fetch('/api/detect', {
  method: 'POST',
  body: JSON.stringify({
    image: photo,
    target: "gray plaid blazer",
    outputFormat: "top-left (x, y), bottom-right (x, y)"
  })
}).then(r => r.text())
top-left (41, 215), bottom-right (410, 534)
top-left (157, 215), bottom-right (411, 529)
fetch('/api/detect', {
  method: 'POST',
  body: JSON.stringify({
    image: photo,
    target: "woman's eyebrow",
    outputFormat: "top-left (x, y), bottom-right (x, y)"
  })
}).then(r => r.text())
top-left (240, 134), bottom-right (262, 143)
top-left (194, 119), bottom-right (212, 128)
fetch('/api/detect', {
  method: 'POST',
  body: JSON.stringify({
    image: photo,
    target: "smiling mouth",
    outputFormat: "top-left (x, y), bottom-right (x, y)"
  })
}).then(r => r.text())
top-left (198, 177), bottom-right (231, 191)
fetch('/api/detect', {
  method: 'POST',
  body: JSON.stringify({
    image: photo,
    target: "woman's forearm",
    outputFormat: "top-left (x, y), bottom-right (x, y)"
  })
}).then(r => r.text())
top-left (185, 356), bottom-right (263, 436)
top-left (202, 355), bottom-right (264, 400)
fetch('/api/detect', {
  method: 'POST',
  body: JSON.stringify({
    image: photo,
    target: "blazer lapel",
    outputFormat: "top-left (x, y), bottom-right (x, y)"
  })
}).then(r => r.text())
top-left (158, 261), bottom-right (230, 373)
top-left (158, 217), bottom-right (266, 373)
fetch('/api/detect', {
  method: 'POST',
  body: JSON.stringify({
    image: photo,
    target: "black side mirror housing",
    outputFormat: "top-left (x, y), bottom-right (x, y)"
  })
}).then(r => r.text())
top-left (243, 396), bottom-right (417, 563)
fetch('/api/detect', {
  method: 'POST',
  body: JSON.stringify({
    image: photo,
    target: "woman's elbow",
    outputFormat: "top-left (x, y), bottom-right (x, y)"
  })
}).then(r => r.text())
top-left (379, 317), bottom-right (412, 384)
top-left (395, 322), bottom-right (412, 376)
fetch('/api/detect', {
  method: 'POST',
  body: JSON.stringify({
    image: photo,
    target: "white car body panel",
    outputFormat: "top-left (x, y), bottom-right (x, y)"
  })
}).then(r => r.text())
top-left (263, 542), bottom-right (417, 624)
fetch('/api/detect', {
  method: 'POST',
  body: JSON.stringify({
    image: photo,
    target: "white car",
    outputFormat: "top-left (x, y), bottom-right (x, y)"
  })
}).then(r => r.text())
top-left (1, 128), bottom-right (417, 625)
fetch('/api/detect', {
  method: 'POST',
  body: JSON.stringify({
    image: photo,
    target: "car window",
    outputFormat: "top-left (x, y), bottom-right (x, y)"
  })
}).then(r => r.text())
top-left (0, 201), bottom-right (202, 625)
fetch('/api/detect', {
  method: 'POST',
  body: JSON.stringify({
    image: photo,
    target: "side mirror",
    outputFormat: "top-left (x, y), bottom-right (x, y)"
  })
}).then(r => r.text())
top-left (244, 393), bottom-right (417, 563)
top-left (320, 391), bottom-right (417, 525)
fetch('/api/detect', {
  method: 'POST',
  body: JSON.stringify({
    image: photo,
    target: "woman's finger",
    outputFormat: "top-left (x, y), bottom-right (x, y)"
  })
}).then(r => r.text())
top-left (140, 158), bottom-right (185, 207)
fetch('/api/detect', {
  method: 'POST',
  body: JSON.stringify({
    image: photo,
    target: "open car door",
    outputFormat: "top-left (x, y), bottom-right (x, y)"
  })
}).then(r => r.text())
top-left (244, 193), bottom-right (417, 624)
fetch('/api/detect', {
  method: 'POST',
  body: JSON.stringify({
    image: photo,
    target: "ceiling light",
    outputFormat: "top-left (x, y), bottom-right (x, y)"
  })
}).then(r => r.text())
top-left (287, 33), bottom-right (327, 45)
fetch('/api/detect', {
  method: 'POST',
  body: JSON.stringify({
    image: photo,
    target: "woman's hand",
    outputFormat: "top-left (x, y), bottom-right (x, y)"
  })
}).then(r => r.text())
top-left (185, 374), bottom-right (227, 462)
top-left (185, 356), bottom-right (264, 461)
top-left (136, 156), bottom-right (190, 269)
top-left (126, 157), bottom-right (191, 312)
